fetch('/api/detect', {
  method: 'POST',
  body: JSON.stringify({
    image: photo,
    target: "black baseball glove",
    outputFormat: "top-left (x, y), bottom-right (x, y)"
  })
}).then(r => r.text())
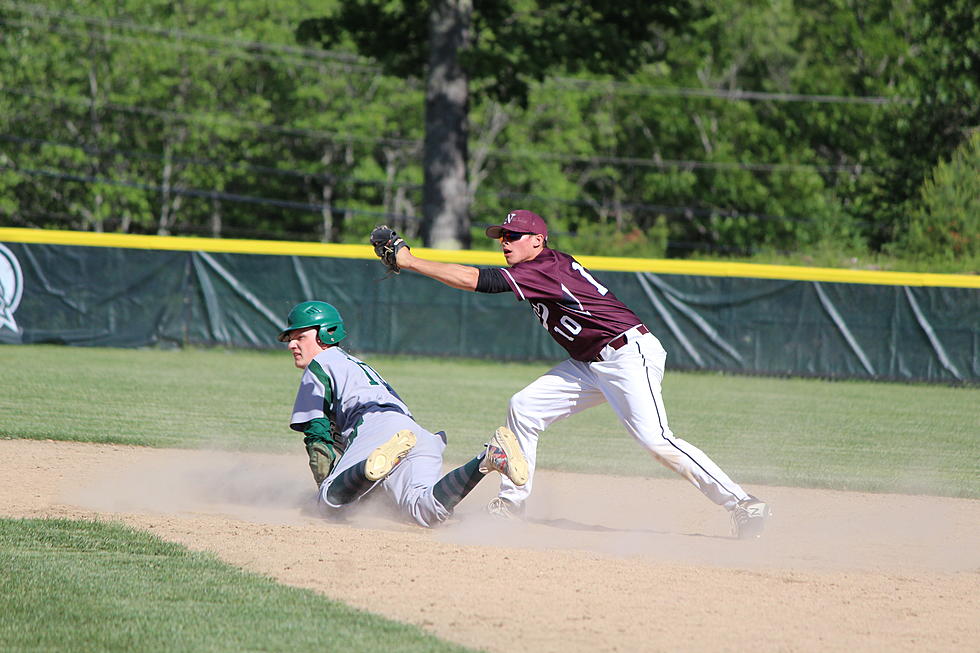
top-left (369, 225), bottom-right (410, 274)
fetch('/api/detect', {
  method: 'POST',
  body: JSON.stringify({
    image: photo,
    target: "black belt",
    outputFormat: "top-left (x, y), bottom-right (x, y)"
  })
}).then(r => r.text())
top-left (593, 325), bottom-right (649, 361)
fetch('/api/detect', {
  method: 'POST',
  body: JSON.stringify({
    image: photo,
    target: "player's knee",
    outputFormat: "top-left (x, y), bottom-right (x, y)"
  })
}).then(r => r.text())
top-left (322, 481), bottom-right (354, 508)
top-left (407, 491), bottom-right (452, 528)
top-left (508, 390), bottom-right (533, 415)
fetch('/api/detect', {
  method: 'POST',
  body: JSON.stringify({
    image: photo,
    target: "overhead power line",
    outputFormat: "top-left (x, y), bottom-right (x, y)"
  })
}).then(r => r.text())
top-left (0, 15), bottom-right (386, 76)
top-left (551, 78), bottom-right (908, 105)
top-left (14, 136), bottom-right (779, 219)
top-left (2, 155), bottom-right (845, 229)
top-left (2, 87), bottom-right (874, 175)
top-left (0, 87), bottom-right (422, 150)
top-left (0, 0), bottom-right (368, 65)
top-left (2, 0), bottom-right (905, 106)
top-left (0, 132), bottom-right (421, 189)
top-left (491, 148), bottom-right (868, 174)
top-left (0, 163), bottom-right (410, 220)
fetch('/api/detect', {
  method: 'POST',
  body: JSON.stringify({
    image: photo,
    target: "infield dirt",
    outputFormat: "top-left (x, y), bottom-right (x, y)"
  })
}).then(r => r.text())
top-left (2, 439), bottom-right (978, 652)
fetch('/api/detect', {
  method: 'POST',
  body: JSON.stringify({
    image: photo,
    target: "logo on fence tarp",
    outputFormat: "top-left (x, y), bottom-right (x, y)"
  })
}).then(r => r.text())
top-left (0, 244), bottom-right (23, 334)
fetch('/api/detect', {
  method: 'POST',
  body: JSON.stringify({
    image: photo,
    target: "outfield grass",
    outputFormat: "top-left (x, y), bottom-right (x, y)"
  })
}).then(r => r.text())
top-left (0, 518), bottom-right (472, 653)
top-left (1, 344), bottom-right (978, 498)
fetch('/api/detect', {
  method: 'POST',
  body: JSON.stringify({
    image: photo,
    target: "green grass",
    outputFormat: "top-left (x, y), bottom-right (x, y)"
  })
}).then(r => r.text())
top-left (1, 344), bottom-right (978, 498)
top-left (0, 345), bottom-right (977, 652)
top-left (0, 518), bottom-right (472, 653)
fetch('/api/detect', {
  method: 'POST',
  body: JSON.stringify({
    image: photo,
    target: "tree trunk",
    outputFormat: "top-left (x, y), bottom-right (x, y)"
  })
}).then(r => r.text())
top-left (394, 185), bottom-right (417, 237)
top-left (318, 148), bottom-right (335, 242)
top-left (422, 0), bottom-right (472, 249)
top-left (321, 182), bottom-right (335, 243)
top-left (158, 144), bottom-right (175, 236)
top-left (340, 142), bottom-right (354, 237)
top-left (382, 146), bottom-right (398, 225)
top-left (468, 101), bottom-right (509, 199)
top-left (157, 57), bottom-right (191, 236)
top-left (87, 64), bottom-right (104, 232)
top-left (209, 193), bottom-right (222, 238)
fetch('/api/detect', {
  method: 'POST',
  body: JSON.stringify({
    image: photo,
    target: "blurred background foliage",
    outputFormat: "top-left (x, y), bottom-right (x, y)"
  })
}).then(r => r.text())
top-left (0, 0), bottom-right (976, 272)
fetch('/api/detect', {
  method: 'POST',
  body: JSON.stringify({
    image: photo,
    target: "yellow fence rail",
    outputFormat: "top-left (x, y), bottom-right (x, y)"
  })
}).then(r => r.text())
top-left (1, 227), bottom-right (977, 289)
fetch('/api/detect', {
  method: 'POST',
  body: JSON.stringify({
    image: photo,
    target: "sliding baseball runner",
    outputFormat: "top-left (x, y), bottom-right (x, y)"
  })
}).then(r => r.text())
top-left (280, 300), bottom-right (528, 527)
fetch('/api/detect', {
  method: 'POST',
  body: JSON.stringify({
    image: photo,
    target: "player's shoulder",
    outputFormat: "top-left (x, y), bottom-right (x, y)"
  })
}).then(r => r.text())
top-left (549, 247), bottom-right (579, 265)
top-left (511, 247), bottom-right (564, 271)
top-left (506, 249), bottom-right (573, 290)
top-left (543, 247), bottom-right (579, 266)
top-left (301, 355), bottom-right (329, 383)
top-left (315, 346), bottom-right (358, 367)
top-left (304, 347), bottom-right (347, 375)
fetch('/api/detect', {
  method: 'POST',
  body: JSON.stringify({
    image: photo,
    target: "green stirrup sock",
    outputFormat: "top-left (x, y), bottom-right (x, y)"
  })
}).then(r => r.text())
top-left (325, 461), bottom-right (375, 505)
top-left (432, 455), bottom-right (486, 512)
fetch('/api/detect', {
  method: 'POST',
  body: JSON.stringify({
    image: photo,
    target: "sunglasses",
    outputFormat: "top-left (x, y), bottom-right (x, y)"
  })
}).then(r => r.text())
top-left (499, 230), bottom-right (532, 243)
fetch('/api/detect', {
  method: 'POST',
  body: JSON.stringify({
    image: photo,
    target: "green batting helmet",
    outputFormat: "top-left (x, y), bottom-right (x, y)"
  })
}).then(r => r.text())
top-left (278, 301), bottom-right (347, 344)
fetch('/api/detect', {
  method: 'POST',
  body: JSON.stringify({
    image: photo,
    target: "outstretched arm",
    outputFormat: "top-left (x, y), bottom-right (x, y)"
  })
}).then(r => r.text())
top-left (396, 247), bottom-right (479, 291)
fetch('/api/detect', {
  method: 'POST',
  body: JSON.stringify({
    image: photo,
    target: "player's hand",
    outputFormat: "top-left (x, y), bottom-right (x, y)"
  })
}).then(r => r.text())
top-left (394, 244), bottom-right (414, 269)
top-left (305, 438), bottom-right (335, 487)
top-left (369, 225), bottom-right (410, 275)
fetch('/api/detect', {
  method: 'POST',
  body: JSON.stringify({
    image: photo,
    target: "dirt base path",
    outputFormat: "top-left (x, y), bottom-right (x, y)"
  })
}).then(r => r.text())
top-left (2, 439), bottom-right (978, 652)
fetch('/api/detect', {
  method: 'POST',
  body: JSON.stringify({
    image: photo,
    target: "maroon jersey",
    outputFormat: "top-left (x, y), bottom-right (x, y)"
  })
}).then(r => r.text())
top-left (499, 248), bottom-right (643, 361)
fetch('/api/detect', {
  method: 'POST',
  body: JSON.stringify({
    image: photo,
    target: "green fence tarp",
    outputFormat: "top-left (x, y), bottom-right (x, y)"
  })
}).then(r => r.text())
top-left (1, 241), bottom-right (977, 383)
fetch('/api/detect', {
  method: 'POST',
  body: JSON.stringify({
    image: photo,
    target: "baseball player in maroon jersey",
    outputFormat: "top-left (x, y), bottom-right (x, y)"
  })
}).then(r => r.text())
top-left (371, 210), bottom-right (771, 538)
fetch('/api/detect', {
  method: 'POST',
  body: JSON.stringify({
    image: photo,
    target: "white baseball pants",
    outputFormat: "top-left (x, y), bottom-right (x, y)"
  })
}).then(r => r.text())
top-left (498, 330), bottom-right (750, 511)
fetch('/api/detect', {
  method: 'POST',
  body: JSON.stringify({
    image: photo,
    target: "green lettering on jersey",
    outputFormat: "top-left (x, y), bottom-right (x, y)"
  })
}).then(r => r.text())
top-left (344, 352), bottom-right (381, 385)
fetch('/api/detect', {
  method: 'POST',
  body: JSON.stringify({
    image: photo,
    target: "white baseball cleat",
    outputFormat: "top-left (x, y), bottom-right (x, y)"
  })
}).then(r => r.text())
top-left (479, 426), bottom-right (529, 486)
top-left (486, 496), bottom-right (526, 520)
top-left (731, 495), bottom-right (771, 539)
top-left (364, 429), bottom-right (416, 481)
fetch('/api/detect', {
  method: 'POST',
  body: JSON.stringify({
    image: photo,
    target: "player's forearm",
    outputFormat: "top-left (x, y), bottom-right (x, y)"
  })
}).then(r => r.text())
top-left (397, 250), bottom-right (478, 291)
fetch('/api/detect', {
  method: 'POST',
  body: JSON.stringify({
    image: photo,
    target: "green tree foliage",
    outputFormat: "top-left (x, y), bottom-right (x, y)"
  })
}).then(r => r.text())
top-left (0, 0), bottom-right (416, 242)
top-left (896, 130), bottom-right (979, 261)
top-left (0, 0), bottom-right (974, 269)
top-left (882, 0), bottom-right (980, 233)
top-left (296, 0), bottom-right (699, 248)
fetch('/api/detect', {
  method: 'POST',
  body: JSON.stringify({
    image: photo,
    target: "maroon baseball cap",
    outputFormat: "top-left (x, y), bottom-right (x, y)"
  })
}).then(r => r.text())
top-left (485, 210), bottom-right (548, 239)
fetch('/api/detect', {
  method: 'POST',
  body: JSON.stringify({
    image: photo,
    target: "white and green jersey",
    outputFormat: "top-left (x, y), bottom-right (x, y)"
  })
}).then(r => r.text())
top-left (289, 347), bottom-right (411, 447)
